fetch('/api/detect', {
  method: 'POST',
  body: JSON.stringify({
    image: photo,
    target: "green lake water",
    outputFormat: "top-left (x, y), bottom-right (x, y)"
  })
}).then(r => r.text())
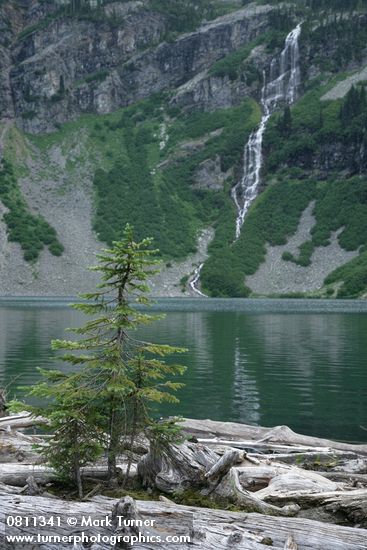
top-left (1, 298), bottom-right (366, 443)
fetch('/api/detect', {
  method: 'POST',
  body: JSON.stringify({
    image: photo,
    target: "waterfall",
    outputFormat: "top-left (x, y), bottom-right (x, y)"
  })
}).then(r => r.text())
top-left (232, 23), bottom-right (302, 240)
top-left (190, 23), bottom-right (301, 295)
top-left (190, 263), bottom-right (207, 297)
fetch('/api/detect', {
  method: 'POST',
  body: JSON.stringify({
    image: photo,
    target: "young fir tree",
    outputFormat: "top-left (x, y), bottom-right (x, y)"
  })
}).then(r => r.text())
top-left (25, 224), bottom-right (186, 491)
top-left (28, 373), bottom-right (103, 498)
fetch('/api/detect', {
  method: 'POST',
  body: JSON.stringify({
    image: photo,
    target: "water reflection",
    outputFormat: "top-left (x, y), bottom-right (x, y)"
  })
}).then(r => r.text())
top-left (232, 338), bottom-right (261, 424)
top-left (0, 303), bottom-right (366, 442)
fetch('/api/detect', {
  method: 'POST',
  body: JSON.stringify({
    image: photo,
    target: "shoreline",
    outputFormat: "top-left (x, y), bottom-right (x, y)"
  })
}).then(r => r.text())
top-left (1, 296), bottom-right (367, 313)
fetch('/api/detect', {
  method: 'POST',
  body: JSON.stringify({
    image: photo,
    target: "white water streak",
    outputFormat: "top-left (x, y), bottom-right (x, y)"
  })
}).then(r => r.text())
top-left (190, 263), bottom-right (207, 297)
top-left (232, 23), bottom-right (302, 240)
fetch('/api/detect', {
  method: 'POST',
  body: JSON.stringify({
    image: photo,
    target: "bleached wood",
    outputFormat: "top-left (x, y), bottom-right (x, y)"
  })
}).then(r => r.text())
top-left (138, 441), bottom-right (218, 493)
top-left (181, 419), bottom-right (367, 455)
top-left (0, 412), bottom-right (47, 431)
top-left (2, 494), bottom-right (367, 549)
top-left (205, 448), bottom-right (245, 481)
top-left (0, 463), bottom-right (137, 487)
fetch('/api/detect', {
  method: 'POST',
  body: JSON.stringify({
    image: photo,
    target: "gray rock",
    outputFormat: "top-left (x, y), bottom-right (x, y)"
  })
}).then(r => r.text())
top-left (2, 3), bottom-right (274, 133)
top-left (194, 155), bottom-right (232, 190)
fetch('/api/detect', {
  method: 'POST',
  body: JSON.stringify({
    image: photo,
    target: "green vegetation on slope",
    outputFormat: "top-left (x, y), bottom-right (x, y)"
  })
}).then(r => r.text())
top-left (200, 172), bottom-right (367, 298)
top-left (260, 0), bottom-right (365, 13)
top-left (259, 79), bottom-right (367, 297)
top-left (281, 177), bottom-right (367, 266)
top-left (325, 251), bottom-right (367, 298)
top-left (201, 179), bottom-right (317, 296)
top-left (264, 78), bottom-right (350, 173)
top-left (93, 97), bottom-right (261, 259)
top-left (302, 13), bottom-right (367, 72)
top-left (0, 160), bottom-right (64, 261)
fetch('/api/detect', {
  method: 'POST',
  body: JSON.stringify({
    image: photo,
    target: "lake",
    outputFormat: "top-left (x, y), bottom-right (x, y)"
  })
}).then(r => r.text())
top-left (1, 298), bottom-right (367, 443)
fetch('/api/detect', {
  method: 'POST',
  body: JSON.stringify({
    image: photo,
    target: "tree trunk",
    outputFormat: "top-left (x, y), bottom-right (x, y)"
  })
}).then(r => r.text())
top-left (107, 405), bottom-right (120, 485)
top-left (74, 458), bottom-right (83, 499)
top-left (138, 441), bottom-right (218, 493)
top-left (0, 389), bottom-right (7, 418)
top-left (1, 494), bottom-right (367, 549)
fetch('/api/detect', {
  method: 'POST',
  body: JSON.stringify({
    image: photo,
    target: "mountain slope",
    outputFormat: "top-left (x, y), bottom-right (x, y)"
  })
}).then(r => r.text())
top-left (0, 0), bottom-right (367, 298)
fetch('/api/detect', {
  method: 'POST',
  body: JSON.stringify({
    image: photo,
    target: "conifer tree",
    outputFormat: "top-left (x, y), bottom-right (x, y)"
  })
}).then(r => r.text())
top-left (278, 105), bottom-right (292, 136)
top-left (22, 225), bottom-right (186, 491)
top-left (29, 373), bottom-right (103, 498)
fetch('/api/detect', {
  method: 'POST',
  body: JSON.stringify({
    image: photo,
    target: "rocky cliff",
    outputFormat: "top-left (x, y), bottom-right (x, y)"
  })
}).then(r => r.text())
top-left (3, 1), bottom-right (272, 133)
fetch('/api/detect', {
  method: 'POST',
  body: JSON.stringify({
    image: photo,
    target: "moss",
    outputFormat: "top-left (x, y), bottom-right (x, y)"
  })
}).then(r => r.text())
top-left (171, 489), bottom-right (244, 511)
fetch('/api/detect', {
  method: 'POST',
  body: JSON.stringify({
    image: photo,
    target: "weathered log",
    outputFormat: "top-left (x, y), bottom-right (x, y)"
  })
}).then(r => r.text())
top-left (0, 411), bottom-right (47, 431)
top-left (324, 489), bottom-right (367, 526)
top-left (181, 419), bottom-right (367, 456)
top-left (24, 475), bottom-right (43, 496)
top-left (249, 450), bottom-right (358, 465)
top-left (321, 471), bottom-right (367, 485)
top-left (205, 448), bottom-right (245, 481)
top-left (138, 441), bottom-right (218, 493)
top-left (333, 457), bottom-right (367, 473)
top-left (0, 430), bottom-right (44, 464)
top-left (2, 494), bottom-right (367, 549)
top-left (254, 471), bottom-right (340, 500)
top-left (261, 487), bottom-right (367, 526)
top-left (211, 466), bottom-right (300, 516)
top-left (197, 437), bottom-right (361, 455)
top-left (238, 462), bottom-right (294, 491)
top-left (236, 463), bottom-right (340, 493)
top-left (0, 481), bottom-right (22, 495)
top-left (0, 464), bottom-right (57, 486)
top-left (285, 534), bottom-right (298, 549)
top-left (0, 463), bottom-right (137, 487)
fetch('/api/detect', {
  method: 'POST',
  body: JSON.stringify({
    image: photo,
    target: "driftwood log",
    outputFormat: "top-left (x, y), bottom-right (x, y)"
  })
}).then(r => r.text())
top-left (0, 430), bottom-right (44, 464)
top-left (0, 411), bottom-right (47, 431)
top-left (1, 494), bottom-right (367, 549)
top-left (138, 441), bottom-right (218, 493)
top-left (0, 463), bottom-right (138, 487)
top-left (180, 418), bottom-right (367, 455)
top-left (1, 415), bottom-right (367, 548)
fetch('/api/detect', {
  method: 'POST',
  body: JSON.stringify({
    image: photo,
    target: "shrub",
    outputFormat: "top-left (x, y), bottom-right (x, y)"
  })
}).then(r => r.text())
top-left (0, 161), bottom-right (64, 262)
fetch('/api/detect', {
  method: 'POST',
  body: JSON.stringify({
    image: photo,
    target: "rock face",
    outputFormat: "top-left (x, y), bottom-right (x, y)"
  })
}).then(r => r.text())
top-left (171, 44), bottom-right (269, 113)
top-left (194, 155), bottom-right (232, 190)
top-left (2, 2), bottom-right (274, 133)
top-left (269, 139), bottom-right (367, 178)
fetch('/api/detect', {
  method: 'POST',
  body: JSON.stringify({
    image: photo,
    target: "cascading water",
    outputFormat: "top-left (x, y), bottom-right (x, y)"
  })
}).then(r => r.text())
top-left (189, 263), bottom-right (207, 297)
top-left (190, 23), bottom-right (301, 296)
top-left (232, 23), bottom-right (302, 240)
